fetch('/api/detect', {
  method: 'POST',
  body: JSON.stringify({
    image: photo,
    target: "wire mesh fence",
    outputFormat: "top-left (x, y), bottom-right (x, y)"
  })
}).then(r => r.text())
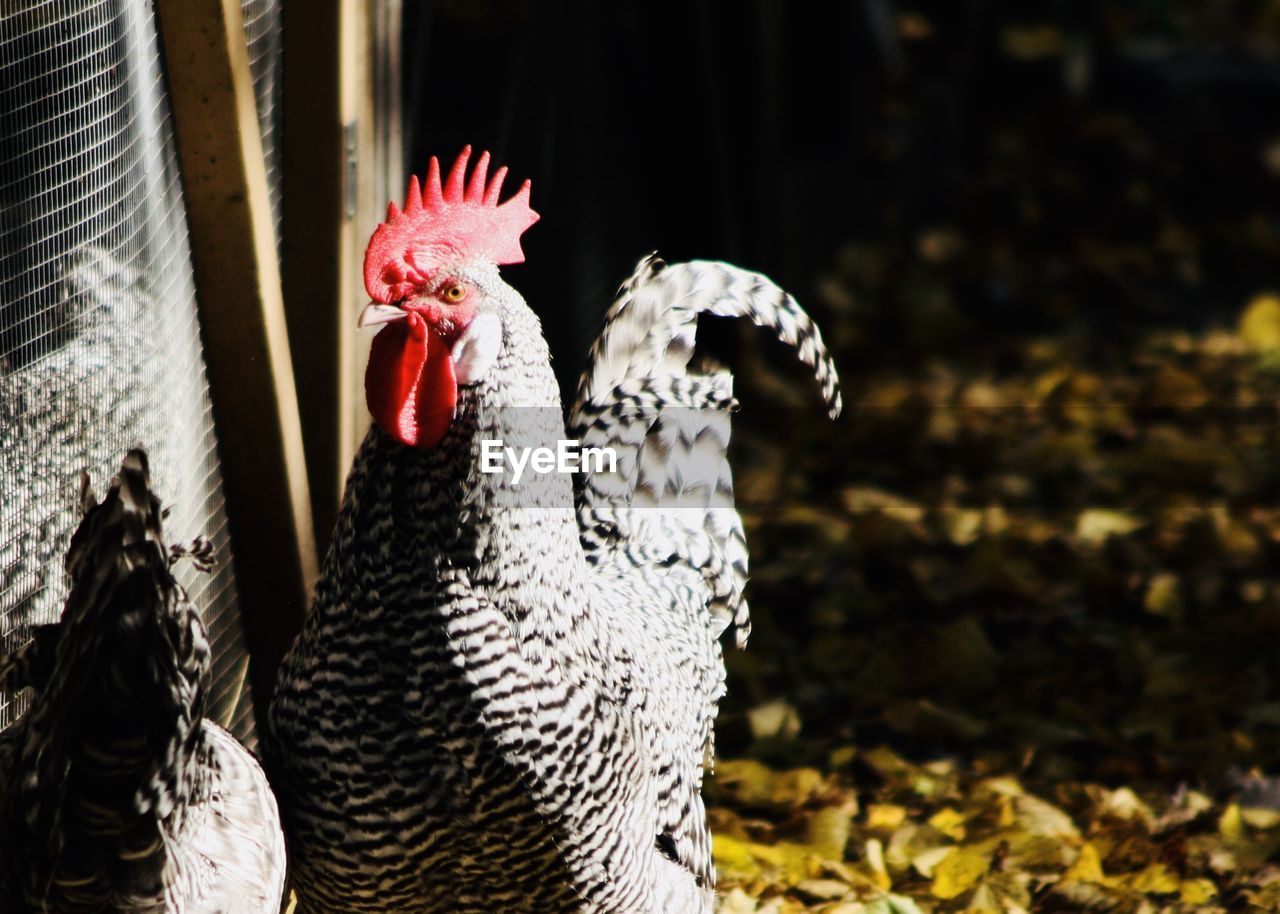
top-left (0, 0), bottom-right (279, 745)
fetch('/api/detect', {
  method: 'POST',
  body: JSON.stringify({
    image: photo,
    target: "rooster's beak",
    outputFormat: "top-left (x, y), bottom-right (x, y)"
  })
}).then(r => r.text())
top-left (358, 303), bottom-right (408, 328)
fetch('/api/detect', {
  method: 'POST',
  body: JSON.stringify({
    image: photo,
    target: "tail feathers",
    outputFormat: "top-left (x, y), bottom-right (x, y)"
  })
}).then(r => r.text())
top-left (64, 449), bottom-right (167, 583)
top-left (573, 375), bottom-right (749, 644)
top-left (575, 255), bottom-right (842, 419)
top-left (8, 448), bottom-right (213, 912)
top-left (570, 257), bottom-right (842, 648)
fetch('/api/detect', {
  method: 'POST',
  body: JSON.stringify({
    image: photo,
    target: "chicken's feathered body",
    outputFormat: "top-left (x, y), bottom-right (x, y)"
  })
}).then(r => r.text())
top-left (266, 150), bottom-right (839, 913)
top-left (0, 451), bottom-right (285, 914)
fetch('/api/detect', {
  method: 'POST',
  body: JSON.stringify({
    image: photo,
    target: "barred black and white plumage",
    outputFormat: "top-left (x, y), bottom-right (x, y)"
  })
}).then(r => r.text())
top-left (0, 450), bottom-right (286, 914)
top-left (266, 151), bottom-right (839, 913)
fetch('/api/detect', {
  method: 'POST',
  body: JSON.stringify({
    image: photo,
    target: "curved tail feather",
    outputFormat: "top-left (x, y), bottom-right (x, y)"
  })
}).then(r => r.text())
top-left (569, 255), bottom-right (841, 648)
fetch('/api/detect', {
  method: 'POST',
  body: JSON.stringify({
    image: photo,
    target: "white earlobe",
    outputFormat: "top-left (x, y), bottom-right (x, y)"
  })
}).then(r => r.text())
top-left (452, 313), bottom-right (503, 385)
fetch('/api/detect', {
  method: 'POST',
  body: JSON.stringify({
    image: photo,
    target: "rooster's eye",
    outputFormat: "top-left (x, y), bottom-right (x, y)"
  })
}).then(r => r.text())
top-left (442, 283), bottom-right (467, 303)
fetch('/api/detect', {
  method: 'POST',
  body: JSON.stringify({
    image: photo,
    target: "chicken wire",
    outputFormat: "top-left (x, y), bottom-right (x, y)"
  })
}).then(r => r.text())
top-left (0, 0), bottom-right (268, 744)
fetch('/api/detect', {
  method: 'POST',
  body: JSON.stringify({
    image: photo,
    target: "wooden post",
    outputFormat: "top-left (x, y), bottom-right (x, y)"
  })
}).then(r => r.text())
top-left (154, 0), bottom-right (319, 732)
top-left (279, 0), bottom-right (345, 548)
top-left (280, 0), bottom-right (401, 549)
top-left (339, 0), bottom-right (403, 480)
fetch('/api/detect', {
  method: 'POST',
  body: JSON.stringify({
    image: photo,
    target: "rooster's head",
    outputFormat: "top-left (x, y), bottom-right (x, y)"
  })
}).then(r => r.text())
top-left (360, 146), bottom-right (539, 448)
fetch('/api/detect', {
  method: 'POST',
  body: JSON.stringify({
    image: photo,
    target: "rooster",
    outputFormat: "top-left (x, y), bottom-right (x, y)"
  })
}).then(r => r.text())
top-left (266, 147), bottom-right (840, 913)
top-left (0, 450), bottom-right (286, 914)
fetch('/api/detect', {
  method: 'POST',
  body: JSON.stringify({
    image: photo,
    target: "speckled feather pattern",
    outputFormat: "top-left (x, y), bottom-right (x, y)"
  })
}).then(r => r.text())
top-left (267, 257), bottom-right (840, 913)
top-left (0, 452), bottom-right (285, 914)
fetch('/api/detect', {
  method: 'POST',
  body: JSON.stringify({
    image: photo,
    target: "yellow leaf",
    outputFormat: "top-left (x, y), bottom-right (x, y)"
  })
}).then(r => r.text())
top-left (828, 746), bottom-right (858, 770)
top-left (996, 797), bottom-right (1016, 828)
top-left (807, 804), bottom-right (854, 861)
top-left (794, 878), bottom-right (851, 902)
top-left (931, 847), bottom-right (990, 900)
top-left (928, 807), bottom-right (967, 841)
top-left (1119, 863), bottom-right (1180, 895)
top-left (1099, 787), bottom-right (1155, 827)
top-left (967, 872), bottom-right (1033, 914)
top-left (1179, 878), bottom-right (1217, 905)
top-left (748, 699), bottom-right (802, 741)
top-left (885, 824), bottom-right (951, 875)
top-left (1076, 509), bottom-right (1141, 545)
top-left (712, 833), bottom-right (815, 885)
top-left (712, 832), bottom-right (762, 879)
top-left (1009, 834), bottom-right (1076, 870)
top-left (1241, 807), bottom-right (1280, 830)
top-left (864, 838), bottom-right (892, 891)
top-left (1220, 803), bottom-right (1245, 842)
top-left (1142, 573), bottom-right (1182, 618)
top-left (1249, 881), bottom-right (1280, 909)
top-left (822, 858), bottom-right (890, 893)
top-left (1013, 794), bottom-right (1079, 840)
top-left (1061, 843), bottom-right (1105, 884)
top-left (711, 759), bottom-right (824, 811)
top-left (975, 777), bottom-right (1024, 797)
top-left (911, 845), bottom-right (954, 879)
top-left (867, 804), bottom-right (908, 830)
top-left (1240, 292), bottom-right (1280, 352)
top-left (940, 506), bottom-right (984, 546)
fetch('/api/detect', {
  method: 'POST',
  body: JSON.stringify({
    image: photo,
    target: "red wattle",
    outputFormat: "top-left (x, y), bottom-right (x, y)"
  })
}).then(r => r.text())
top-left (365, 314), bottom-right (457, 448)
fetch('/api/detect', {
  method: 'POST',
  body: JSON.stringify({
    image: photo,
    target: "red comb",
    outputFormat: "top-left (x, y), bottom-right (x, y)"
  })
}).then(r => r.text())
top-left (363, 146), bottom-right (540, 303)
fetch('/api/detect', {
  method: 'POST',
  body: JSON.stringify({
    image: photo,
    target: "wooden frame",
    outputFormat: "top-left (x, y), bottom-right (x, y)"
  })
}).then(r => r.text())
top-left (339, 0), bottom-right (404, 482)
top-left (154, 0), bottom-right (319, 731)
top-left (278, 0), bottom-right (344, 548)
top-left (155, 0), bottom-right (401, 729)
top-left (279, 0), bottom-right (402, 546)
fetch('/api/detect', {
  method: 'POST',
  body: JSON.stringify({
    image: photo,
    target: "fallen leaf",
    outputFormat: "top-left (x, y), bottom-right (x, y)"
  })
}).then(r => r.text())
top-left (1062, 843), bottom-right (1105, 883)
top-left (1178, 877), bottom-right (1217, 904)
top-left (1240, 292), bottom-right (1280, 352)
top-left (932, 847), bottom-right (990, 899)
top-left (929, 807), bottom-right (968, 841)
top-left (749, 700), bottom-right (803, 741)
top-left (1076, 509), bottom-right (1142, 545)
top-left (808, 804), bottom-right (855, 860)
top-left (866, 804), bottom-right (908, 831)
top-left (863, 895), bottom-right (925, 914)
top-left (1116, 862), bottom-right (1180, 894)
top-left (793, 879), bottom-right (851, 902)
